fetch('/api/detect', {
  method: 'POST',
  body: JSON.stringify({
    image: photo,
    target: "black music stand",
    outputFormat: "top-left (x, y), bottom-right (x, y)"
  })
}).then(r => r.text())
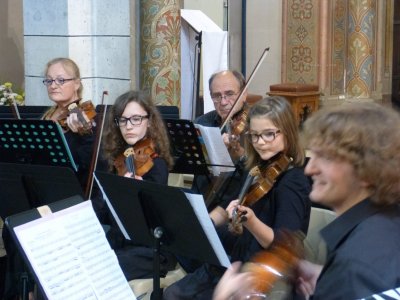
top-left (0, 162), bottom-right (84, 220)
top-left (95, 171), bottom-right (229, 300)
top-left (164, 118), bottom-right (209, 175)
top-left (0, 105), bottom-right (49, 120)
top-left (0, 119), bottom-right (76, 170)
top-left (0, 163), bottom-right (84, 300)
top-left (4, 195), bottom-right (85, 300)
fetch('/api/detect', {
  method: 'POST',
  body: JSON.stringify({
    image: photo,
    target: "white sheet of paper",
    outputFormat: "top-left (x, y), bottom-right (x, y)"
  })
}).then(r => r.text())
top-left (14, 201), bottom-right (136, 300)
top-left (195, 124), bottom-right (235, 176)
top-left (94, 174), bottom-right (131, 240)
top-left (184, 192), bottom-right (231, 268)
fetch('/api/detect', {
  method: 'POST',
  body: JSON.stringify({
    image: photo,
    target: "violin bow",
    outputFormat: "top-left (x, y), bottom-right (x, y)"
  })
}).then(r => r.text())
top-left (220, 47), bottom-right (270, 133)
top-left (86, 91), bottom-right (108, 199)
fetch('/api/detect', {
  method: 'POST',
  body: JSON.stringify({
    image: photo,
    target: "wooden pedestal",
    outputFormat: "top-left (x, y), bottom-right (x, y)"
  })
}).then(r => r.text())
top-left (268, 83), bottom-right (320, 127)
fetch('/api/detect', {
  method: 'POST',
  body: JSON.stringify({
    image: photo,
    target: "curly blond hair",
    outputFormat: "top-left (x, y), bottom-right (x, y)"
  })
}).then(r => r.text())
top-left (302, 102), bottom-right (400, 206)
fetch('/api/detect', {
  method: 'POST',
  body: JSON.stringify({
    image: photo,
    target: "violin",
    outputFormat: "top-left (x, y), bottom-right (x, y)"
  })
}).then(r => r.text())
top-left (58, 99), bottom-right (97, 135)
top-left (229, 153), bottom-right (292, 235)
top-left (227, 107), bottom-right (249, 137)
top-left (242, 229), bottom-right (305, 295)
top-left (114, 138), bottom-right (159, 177)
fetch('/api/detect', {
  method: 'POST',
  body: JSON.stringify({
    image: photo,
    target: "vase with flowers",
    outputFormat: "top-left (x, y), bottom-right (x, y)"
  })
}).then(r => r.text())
top-left (0, 82), bottom-right (25, 106)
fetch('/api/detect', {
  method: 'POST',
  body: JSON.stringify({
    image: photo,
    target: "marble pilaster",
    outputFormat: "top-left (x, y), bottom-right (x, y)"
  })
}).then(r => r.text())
top-left (23, 0), bottom-right (131, 105)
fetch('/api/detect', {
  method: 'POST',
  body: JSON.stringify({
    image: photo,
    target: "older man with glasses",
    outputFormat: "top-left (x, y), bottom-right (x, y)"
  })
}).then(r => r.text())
top-left (196, 70), bottom-right (248, 161)
top-left (189, 70), bottom-right (249, 210)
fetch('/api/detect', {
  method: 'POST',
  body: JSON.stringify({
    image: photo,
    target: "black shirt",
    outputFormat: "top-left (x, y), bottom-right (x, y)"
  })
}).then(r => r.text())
top-left (313, 199), bottom-right (400, 299)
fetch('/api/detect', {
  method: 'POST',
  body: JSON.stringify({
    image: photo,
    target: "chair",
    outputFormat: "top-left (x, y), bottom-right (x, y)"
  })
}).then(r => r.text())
top-left (266, 207), bottom-right (336, 300)
top-left (128, 263), bottom-right (186, 299)
top-left (303, 207), bottom-right (336, 265)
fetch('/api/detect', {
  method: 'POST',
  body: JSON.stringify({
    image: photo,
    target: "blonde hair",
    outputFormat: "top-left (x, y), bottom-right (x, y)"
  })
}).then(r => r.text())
top-left (44, 57), bottom-right (83, 98)
top-left (42, 57), bottom-right (83, 119)
top-left (302, 102), bottom-right (400, 206)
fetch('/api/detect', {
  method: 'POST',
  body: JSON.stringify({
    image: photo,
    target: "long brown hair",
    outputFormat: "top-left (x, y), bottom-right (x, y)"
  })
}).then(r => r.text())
top-left (102, 90), bottom-right (174, 170)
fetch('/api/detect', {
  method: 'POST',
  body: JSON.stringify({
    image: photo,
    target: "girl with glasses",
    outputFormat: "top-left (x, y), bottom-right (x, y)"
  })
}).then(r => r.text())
top-left (164, 96), bottom-right (311, 299)
top-left (102, 90), bottom-right (173, 182)
top-left (101, 90), bottom-right (176, 281)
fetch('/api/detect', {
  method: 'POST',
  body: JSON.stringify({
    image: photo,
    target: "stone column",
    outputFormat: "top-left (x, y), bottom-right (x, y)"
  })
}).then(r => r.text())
top-left (346, 0), bottom-right (377, 98)
top-left (23, 0), bottom-right (131, 105)
top-left (139, 0), bottom-right (181, 107)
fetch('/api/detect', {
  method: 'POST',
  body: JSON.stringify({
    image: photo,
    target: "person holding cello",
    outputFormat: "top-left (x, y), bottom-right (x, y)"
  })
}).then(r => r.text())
top-left (163, 96), bottom-right (311, 299)
top-left (101, 90), bottom-right (177, 280)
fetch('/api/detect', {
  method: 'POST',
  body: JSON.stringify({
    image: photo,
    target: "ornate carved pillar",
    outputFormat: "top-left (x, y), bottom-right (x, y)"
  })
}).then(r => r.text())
top-left (139, 0), bottom-right (181, 107)
top-left (346, 0), bottom-right (377, 98)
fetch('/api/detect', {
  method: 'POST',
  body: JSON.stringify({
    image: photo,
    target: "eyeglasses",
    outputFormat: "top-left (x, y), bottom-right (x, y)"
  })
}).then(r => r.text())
top-left (43, 78), bottom-right (76, 86)
top-left (211, 91), bottom-right (238, 103)
top-left (246, 129), bottom-right (281, 143)
top-left (115, 115), bottom-right (149, 127)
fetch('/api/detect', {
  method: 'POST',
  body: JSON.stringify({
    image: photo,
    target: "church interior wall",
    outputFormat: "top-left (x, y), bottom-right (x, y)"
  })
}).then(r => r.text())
top-left (0, 0), bottom-right (396, 109)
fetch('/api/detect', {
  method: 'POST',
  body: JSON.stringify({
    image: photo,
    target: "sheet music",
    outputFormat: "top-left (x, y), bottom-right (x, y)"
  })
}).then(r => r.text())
top-left (94, 174), bottom-right (131, 240)
top-left (195, 124), bottom-right (235, 176)
top-left (14, 201), bottom-right (136, 300)
top-left (184, 192), bottom-right (231, 268)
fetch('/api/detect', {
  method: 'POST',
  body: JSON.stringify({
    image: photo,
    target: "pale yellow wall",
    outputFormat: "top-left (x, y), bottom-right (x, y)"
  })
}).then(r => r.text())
top-left (0, 0), bottom-right (24, 90)
top-left (183, 0), bottom-right (224, 29)
top-left (246, 0), bottom-right (282, 96)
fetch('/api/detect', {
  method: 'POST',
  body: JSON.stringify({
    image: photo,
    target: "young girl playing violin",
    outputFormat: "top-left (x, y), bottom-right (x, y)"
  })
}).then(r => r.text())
top-left (101, 90), bottom-right (176, 281)
top-left (163, 96), bottom-right (311, 300)
top-left (102, 90), bottom-right (173, 182)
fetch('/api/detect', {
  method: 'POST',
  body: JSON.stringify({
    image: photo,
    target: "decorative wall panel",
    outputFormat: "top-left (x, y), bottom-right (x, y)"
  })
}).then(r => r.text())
top-left (285, 0), bottom-right (319, 84)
